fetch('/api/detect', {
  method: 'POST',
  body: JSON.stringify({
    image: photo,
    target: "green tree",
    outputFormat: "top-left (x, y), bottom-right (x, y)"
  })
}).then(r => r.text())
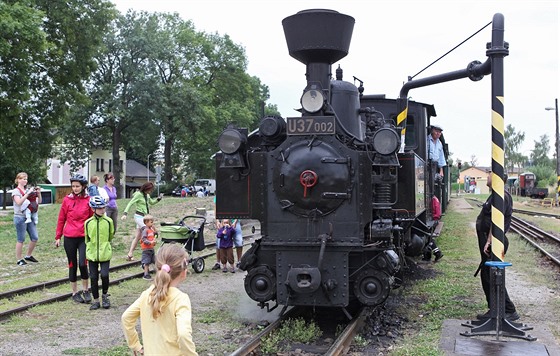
top-left (60, 11), bottom-right (160, 196)
top-left (0, 1), bottom-right (48, 201)
top-left (142, 12), bottom-right (208, 182)
top-left (530, 134), bottom-right (552, 168)
top-left (504, 124), bottom-right (526, 172)
top-left (0, 0), bottom-right (114, 207)
top-left (172, 32), bottom-right (269, 178)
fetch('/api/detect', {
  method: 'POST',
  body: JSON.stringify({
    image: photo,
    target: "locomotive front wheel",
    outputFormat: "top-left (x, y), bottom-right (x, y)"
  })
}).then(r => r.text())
top-left (353, 269), bottom-right (391, 306)
top-left (192, 258), bottom-right (205, 273)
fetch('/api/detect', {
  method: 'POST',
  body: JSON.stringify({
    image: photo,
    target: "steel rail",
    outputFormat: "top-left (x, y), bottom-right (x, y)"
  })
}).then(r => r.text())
top-left (513, 208), bottom-right (560, 220)
top-left (0, 235), bottom-right (259, 319)
top-left (230, 307), bottom-right (299, 356)
top-left (0, 260), bottom-right (140, 300)
top-left (1, 234), bottom-right (258, 301)
top-left (325, 307), bottom-right (369, 355)
top-left (0, 270), bottom-right (145, 320)
top-left (510, 220), bottom-right (560, 268)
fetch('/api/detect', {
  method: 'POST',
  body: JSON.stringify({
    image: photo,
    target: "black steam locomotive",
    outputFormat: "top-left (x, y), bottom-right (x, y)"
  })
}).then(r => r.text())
top-left (216, 9), bottom-right (500, 314)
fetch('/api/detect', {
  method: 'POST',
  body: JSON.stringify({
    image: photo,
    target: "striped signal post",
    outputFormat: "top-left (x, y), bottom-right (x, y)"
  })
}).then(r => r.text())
top-left (464, 14), bottom-right (536, 341)
top-left (489, 23), bottom-right (508, 263)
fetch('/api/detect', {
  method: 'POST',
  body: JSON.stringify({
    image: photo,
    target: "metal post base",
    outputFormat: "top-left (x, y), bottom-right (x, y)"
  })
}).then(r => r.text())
top-left (461, 317), bottom-right (536, 341)
top-left (460, 261), bottom-right (536, 341)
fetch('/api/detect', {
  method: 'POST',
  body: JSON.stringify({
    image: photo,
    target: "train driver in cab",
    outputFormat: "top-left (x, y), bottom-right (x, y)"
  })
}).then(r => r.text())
top-left (428, 124), bottom-right (446, 178)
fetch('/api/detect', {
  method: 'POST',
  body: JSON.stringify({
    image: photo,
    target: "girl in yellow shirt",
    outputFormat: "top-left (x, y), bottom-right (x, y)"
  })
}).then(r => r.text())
top-left (121, 244), bottom-right (197, 355)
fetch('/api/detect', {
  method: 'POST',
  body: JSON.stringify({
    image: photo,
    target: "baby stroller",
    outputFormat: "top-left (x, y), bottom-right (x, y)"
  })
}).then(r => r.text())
top-left (160, 215), bottom-right (206, 273)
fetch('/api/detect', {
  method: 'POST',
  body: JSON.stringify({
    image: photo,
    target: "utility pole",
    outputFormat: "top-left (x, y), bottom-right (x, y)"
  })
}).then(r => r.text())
top-left (545, 98), bottom-right (559, 206)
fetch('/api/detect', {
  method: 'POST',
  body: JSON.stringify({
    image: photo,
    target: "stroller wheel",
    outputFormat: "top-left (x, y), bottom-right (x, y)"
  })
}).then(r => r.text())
top-left (192, 258), bottom-right (205, 273)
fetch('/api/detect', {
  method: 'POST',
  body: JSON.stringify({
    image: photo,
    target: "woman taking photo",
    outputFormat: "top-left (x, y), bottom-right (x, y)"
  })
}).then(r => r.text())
top-left (55, 174), bottom-right (93, 303)
top-left (12, 172), bottom-right (41, 266)
top-left (122, 182), bottom-right (163, 261)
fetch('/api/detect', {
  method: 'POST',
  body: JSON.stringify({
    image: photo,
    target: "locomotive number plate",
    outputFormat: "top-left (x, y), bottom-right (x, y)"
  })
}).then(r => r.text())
top-left (287, 116), bottom-right (336, 135)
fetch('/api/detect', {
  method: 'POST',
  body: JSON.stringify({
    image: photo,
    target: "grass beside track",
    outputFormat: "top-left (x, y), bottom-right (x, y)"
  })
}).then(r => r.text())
top-left (387, 195), bottom-right (560, 356)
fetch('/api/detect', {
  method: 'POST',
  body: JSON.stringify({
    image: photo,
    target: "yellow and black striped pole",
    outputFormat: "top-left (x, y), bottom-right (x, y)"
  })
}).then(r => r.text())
top-left (489, 14), bottom-right (509, 261)
top-left (396, 98), bottom-right (408, 153)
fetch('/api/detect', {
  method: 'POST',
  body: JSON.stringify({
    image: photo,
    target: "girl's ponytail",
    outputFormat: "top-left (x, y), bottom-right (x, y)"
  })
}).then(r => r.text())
top-left (148, 244), bottom-right (188, 319)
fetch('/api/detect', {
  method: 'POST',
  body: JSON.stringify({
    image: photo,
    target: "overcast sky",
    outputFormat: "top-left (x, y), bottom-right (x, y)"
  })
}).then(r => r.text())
top-left (112, 0), bottom-right (558, 167)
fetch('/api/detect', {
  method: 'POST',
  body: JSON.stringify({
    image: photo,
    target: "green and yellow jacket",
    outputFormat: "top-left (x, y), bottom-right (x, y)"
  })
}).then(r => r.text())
top-left (85, 214), bottom-right (115, 262)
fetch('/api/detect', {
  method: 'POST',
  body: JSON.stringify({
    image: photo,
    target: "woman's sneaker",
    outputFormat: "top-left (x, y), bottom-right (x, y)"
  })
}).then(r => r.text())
top-left (89, 302), bottom-right (101, 310)
top-left (24, 255), bottom-right (39, 263)
top-left (83, 290), bottom-right (92, 303)
top-left (72, 291), bottom-right (85, 303)
top-left (102, 294), bottom-right (110, 309)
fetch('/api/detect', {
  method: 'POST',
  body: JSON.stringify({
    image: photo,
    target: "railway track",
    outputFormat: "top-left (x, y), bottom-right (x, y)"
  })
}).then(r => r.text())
top-left (510, 216), bottom-right (560, 268)
top-left (231, 306), bottom-right (370, 355)
top-left (466, 198), bottom-right (560, 268)
top-left (513, 208), bottom-right (560, 220)
top-left (0, 234), bottom-right (258, 321)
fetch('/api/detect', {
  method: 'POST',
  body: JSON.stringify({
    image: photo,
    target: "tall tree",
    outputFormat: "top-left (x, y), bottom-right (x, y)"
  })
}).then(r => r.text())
top-left (143, 12), bottom-right (208, 182)
top-left (0, 1), bottom-right (48, 205)
top-left (60, 11), bottom-right (159, 196)
top-left (530, 134), bottom-right (552, 168)
top-left (504, 124), bottom-right (526, 172)
top-left (0, 0), bottom-right (114, 207)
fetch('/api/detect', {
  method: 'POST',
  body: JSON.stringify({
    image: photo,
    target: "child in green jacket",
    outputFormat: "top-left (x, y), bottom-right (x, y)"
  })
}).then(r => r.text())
top-left (85, 196), bottom-right (115, 310)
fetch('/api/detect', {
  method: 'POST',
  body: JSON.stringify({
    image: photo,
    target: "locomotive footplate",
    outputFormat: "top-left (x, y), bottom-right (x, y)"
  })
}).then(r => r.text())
top-left (276, 250), bottom-right (348, 307)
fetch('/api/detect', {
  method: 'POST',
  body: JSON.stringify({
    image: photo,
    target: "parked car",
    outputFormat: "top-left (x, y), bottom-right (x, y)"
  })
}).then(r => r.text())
top-left (171, 185), bottom-right (187, 197)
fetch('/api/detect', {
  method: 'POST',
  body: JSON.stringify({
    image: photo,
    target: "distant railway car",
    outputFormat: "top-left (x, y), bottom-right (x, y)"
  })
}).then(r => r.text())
top-left (519, 172), bottom-right (548, 199)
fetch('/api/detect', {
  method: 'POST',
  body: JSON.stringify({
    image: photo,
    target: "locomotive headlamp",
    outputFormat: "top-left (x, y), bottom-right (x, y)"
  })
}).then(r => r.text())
top-left (218, 128), bottom-right (246, 154)
top-left (372, 128), bottom-right (400, 155)
top-left (301, 89), bottom-right (325, 113)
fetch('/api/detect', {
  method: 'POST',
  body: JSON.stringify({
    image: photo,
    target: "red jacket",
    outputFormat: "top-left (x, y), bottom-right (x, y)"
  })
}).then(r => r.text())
top-left (55, 193), bottom-right (93, 240)
top-left (432, 196), bottom-right (441, 221)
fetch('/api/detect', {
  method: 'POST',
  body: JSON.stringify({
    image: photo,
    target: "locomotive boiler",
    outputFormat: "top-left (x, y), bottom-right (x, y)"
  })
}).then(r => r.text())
top-left (216, 8), bottom-right (499, 314)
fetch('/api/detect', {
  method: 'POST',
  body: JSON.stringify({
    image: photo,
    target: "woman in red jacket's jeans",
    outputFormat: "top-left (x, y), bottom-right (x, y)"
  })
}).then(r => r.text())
top-left (55, 174), bottom-right (94, 304)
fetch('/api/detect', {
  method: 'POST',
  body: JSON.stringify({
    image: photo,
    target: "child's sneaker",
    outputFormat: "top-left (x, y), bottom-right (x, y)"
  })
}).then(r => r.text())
top-left (25, 217), bottom-right (32, 224)
top-left (222, 268), bottom-right (228, 273)
top-left (212, 263), bottom-right (221, 270)
top-left (102, 294), bottom-right (110, 309)
top-left (17, 259), bottom-right (27, 266)
top-left (33, 217), bottom-right (38, 225)
top-left (230, 268), bottom-right (236, 273)
top-left (143, 274), bottom-right (152, 280)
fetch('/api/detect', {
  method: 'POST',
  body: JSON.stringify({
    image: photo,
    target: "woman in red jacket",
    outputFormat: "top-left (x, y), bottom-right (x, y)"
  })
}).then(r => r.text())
top-left (55, 174), bottom-right (94, 304)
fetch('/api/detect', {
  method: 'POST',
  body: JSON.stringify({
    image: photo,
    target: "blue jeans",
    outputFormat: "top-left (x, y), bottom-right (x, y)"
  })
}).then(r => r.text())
top-left (14, 215), bottom-right (39, 243)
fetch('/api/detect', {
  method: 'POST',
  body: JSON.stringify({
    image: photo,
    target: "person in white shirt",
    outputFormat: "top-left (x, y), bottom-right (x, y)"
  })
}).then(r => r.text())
top-left (427, 124), bottom-right (446, 177)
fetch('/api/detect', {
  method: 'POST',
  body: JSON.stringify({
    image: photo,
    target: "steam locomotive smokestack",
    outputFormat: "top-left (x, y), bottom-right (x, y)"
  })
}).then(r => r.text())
top-left (282, 9), bottom-right (354, 86)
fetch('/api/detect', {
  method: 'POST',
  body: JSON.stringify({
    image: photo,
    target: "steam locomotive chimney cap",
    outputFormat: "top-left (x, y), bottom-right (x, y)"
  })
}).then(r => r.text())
top-left (282, 9), bottom-right (355, 65)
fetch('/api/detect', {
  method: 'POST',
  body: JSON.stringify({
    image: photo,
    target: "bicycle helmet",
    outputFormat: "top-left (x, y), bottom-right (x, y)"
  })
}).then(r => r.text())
top-left (89, 195), bottom-right (107, 209)
top-left (70, 174), bottom-right (88, 185)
